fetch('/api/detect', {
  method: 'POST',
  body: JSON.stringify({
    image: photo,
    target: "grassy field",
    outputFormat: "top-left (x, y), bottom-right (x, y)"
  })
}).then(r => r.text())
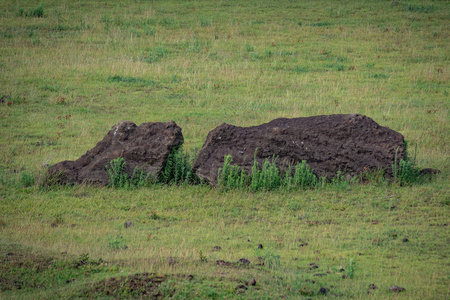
top-left (0, 0), bottom-right (449, 298)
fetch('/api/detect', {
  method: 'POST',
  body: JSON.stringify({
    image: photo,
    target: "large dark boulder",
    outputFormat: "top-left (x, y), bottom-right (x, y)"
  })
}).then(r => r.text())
top-left (47, 121), bottom-right (183, 185)
top-left (192, 114), bottom-right (405, 185)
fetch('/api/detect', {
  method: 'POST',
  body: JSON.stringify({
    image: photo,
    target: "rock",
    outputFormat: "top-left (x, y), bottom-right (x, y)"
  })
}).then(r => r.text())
top-left (248, 278), bottom-right (256, 286)
top-left (193, 114), bottom-right (404, 185)
top-left (124, 221), bottom-right (133, 228)
top-left (235, 285), bottom-right (247, 294)
top-left (402, 238), bottom-right (409, 243)
top-left (319, 287), bottom-right (327, 295)
top-left (238, 258), bottom-right (251, 265)
top-left (257, 244), bottom-right (263, 249)
top-left (216, 260), bottom-right (233, 267)
top-left (256, 257), bottom-right (265, 266)
top-left (47, 121), bottom-right (183, 186)
top-left (420, 168), bottom-right (440, 176)
top-left (389, 285), bottom-right (405, 292)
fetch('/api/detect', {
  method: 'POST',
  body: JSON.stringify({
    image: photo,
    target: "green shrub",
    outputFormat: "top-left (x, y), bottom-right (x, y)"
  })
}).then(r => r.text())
top-left (144, 26), bottom-right (155, 36)
top-left (200, 18), bottom-right (211, 27)
top-left (406, 4), bottom-right (435, 13)
top-left (217, 155), bottom-right (246, 191)
top-left (106, 157), bottom-right (153, 188)
top-left (392, 142), bottom-right (421, 185)
top-left (218, 152), bottom-right (319, 192)
top-left (347, 259), bottom-right (355, 278)
top-left (106, 146), bottom-right (198, 189)
top-left (106, 157), bottom-right (129, 188)
top-left (292, 160), bottom-right (317, 189)
top-left (140, 46), bottom-right (168, 63)
top-left (18, 3), bottom-right (44, 18)
top-left (107, 75), bottom-right (157, 87)
top-left (250, 156), bottom-right (282, 191)
top-left (245, 43), bottom-right (254, 52)
top-left (107, 235), bottom-right (127, 250)
top-left (359, 167), bottom-right (385, 184)
top-left (158, 146), bottom-right (200, 185)
top-left (255, 248), bottom-right (281, 269)
top-left (20, 170), bottom-right (35, 187)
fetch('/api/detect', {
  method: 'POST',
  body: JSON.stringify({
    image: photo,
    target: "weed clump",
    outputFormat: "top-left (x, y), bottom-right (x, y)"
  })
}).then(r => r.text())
top-left (218, 153), bottom-right (319, 192)
top-left (18, 3), bottom-right (44, 18)
top-left (158, 146), bottom-right (200, 185)
top-left (20, 171), bottom-right (36, 187)
top-left (107, 75), bottom-right (157, 87)
top-left (139, 46), bottom-right (168, 63)
top-left (217, 142), bottom-right (426, 192)
top-left (392, 142), bottom-right (422, 185)
top-left (106, 146), bottom-right (199, 189)
top-left (106, 157), bottom-right (152, 188)
top-left (107, 235), bottom-right (127, 250)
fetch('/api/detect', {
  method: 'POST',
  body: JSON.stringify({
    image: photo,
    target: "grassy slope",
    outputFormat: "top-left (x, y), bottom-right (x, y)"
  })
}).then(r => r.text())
top-left (0, 0), bottom-right (449, 299)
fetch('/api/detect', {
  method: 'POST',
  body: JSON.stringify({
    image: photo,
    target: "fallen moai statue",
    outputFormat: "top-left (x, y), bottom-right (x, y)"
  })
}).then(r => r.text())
top-left (192, 114), bottom-right (405, 185)
top-left (47, 120), bottom-right (183, 186)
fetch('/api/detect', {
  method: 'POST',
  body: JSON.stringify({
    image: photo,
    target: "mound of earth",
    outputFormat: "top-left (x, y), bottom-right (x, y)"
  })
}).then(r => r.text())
top-left (47, 121), bottom-right (183, 186)
top-left (85, 273), bottom-right (168, 298)
top-left (192, 114), bottom-right (405, 185)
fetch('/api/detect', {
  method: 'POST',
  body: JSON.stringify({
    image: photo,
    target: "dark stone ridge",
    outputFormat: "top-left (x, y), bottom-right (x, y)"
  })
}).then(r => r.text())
top-left (238, 258), bottom-right (251, 265)
top-left (47, 121), bottom-right (183, 186)
top-left (389, 285), bottom-right (405, 292)
top-left (419, 168), bottom-right (440, 176)
top-left (192, 114), bottom-right (405, 185)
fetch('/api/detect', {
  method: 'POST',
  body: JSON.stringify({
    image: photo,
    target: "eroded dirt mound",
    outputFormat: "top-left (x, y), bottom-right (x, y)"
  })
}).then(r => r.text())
top-left (0, 244), bottom-right (54, 291)
top-left (193, 114), bottom-right (405, 185)
top-left (86, 273), bottom-right (169, 299)
top-left (47, 121), bottom-right (184, 186)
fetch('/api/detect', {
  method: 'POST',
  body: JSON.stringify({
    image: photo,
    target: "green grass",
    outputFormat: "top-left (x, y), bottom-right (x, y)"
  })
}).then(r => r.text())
top-left (0, 0), bottom-right (449, 298)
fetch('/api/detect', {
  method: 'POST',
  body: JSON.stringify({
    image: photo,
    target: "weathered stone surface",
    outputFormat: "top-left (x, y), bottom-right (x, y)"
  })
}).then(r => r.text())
top-left (47, 121), bottom-right (183, 185)
top-left (192, 114), bottom-right (404, 185)
top-left (389, 285), bottom-right (405, 292)
top-left (419, 168), bottom-right (440, 176)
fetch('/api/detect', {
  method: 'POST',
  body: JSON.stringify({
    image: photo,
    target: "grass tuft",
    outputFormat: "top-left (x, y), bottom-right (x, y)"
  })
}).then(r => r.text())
top-left (158, 146), bottom-right (200, 185)
top-left (18, 3), bottom-right (44, 18)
